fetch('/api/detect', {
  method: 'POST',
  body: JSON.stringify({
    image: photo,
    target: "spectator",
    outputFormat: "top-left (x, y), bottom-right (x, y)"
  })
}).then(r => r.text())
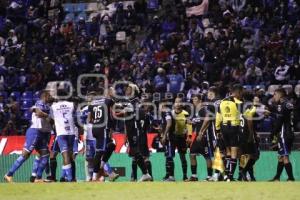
top-left (274, 58), bottom-right (290, 84)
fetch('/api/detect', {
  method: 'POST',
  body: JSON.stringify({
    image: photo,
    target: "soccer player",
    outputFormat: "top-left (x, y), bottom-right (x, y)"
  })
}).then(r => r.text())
top-left (130, 98), bottom-right (153, 181)
top-left (269, 88), bottom-right (295, 181)
top-left (189, 94), bottom-right (206, 181)
top-left (115, 84), bottom-right (152, 182)
top-left (172, 98), bottom-right (190, 181)
top-left (50, 91), bottom-right (77, 182)
top-left (160, 100), bottom-right (176, 181)
top-left (239, 92), bottom-right (260, 181)
top-left (88, 90), bottom-right (119, 182)
top-left (216, 84), bottom-right (244, 181)
top-left (4, 91), bottom-right (52, 183)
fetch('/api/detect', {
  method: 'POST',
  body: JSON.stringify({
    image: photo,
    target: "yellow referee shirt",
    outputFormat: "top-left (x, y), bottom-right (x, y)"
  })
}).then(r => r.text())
top-left (173, 110), bottom-right (189, 136)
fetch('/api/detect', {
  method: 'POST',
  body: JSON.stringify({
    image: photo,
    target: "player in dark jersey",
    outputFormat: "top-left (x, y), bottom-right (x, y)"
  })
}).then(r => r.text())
top-left (189, 94), bottom-right (206, 181)
top-left (88, 91), bottom-right (119, 182)
top-left (130, 97), bottom-right (153, 181)
top-left (160, 100), bottom-right (176, 181)
top-left (269, 88), bottom-right (295, 181)
top-left (239, 92), bottom-right (261, 181)
top-left (114, 84), bottom-right (152, 182)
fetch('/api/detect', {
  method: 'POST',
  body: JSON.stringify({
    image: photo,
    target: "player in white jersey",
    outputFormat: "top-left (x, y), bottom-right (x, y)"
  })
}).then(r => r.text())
top-left (4, 91), bottom-right (52, 183)
top-left (50, 97), bottom-right (77, 182)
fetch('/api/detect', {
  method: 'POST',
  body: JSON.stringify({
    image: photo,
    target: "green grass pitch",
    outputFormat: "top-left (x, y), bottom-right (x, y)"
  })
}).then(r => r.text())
top-left (0, 182), bottom-right (299, 200)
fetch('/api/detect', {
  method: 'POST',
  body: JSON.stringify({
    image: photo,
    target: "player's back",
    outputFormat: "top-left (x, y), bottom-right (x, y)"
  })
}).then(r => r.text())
top-left (51, 100), bottom-right (75, 136)
top-left (89, 98), bottom-right (112, 128)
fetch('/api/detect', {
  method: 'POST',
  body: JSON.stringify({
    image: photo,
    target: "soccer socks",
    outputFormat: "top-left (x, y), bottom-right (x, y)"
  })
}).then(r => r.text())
top-left (166, 157), bottom-right (174, 177)
top-left (229, 158), bottom-right (237, 180)
top-left (145, 160), bottom-right (152, 177)
top-left (191, 164), bottom-right (197, 177)
top-left (7, 155), bottom-right (27, 176)
top-left (131, 159), bottom-right (137, 180)
top-left (36, 155), bottom-right (49, 179)
top-left (284, 163), bottom-right (295, 180)
top-left (31, 156), bottom-right (40, 177)
top-left (50, 158), bottom-right (57, 179)
top-left (179, 153), bottom-right (187, 178)
top-left (104, 163), bottom-right (113, 175)
top-left (224, 156), bottom-right (231, 176)
top-left (71, 160), bottom-right (76, 181)
top-left (274, 161), bottom-right (284, 179)
top-left (135, 154), bottom-right (147, 174)
top-left (62, 164), bottom-right (72, 182)
top-left (207, 167), bottom-right (213, 177)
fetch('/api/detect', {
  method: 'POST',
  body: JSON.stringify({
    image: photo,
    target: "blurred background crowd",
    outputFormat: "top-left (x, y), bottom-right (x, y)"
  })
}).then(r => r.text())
top-left (0, 0), bottom-right (300, 140)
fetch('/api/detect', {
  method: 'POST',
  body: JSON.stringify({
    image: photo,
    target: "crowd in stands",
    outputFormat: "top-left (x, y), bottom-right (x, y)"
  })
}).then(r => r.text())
top-left (0, 0), bottom-right (300, 135)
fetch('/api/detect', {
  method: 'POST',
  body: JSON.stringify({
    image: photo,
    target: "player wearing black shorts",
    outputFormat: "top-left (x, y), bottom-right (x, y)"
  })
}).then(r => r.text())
top-left (239, 93), bottom-right (260, 181)
top-left (269, 88), bottom-right (295, 181)
top-left (160, 101), bottom-right (176, 181)
top-left (129, 99), bottom-right (153, 181)
top-left (115, 84), bottom-right (152, 182)
top-left (88, 91), bottom-right (118, 182)
top-left (189, 94), bottom-right (206, 181)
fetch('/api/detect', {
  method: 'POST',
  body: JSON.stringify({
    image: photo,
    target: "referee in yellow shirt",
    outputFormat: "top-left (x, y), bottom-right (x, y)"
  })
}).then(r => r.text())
top-left (172, 97), bottom-right (191, 181)
top-left (216, 84), bottom-right (244, 181)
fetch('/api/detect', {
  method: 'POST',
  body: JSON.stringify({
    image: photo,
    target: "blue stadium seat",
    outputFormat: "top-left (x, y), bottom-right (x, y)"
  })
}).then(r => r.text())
top-left (10, 91), bottom-right (21, 101)
top-left (22, 91), bottom-right (33, 100)
top-left (243, 85), bottom-right (252, 91)
top-left (74, 3), bottom-right (87, 13)
top-left (0, 91), bottom-right (8, 99)
top-left (33, 91), bottom-right (41, 101)
top-left (21, 100), bottom-right (33, 110)
top-left (64, 3), bottom-right (74, 13)
top-left (76, 12), bottom-right (87, 22)
top-left (64, 13), bottom-right (75, 22)
top-left (22, 110), bottom-right (32, 120)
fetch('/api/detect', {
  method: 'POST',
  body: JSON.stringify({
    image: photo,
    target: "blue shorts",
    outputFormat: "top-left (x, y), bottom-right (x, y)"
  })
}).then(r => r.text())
top-left (24, 128), bottom-right (49, 152)
top-left (85, 140), bottom-right (96, 159)
top-left (57, 135), bottom-right (75, 153)
top-left (51, 137), bottom-right (60, 153)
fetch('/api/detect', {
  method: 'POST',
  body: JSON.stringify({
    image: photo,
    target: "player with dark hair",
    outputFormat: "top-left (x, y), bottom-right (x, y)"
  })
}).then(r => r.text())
top-left (4, 91), bottom-right (52, 183)
top-left (88, 90), bottom-right (119, 182)
top-left (216, 84), bottom-right (244, 181)
top-left (269, 88), bottom-right (295, 181)
top-left (115, 84), bottom-right (152, 182)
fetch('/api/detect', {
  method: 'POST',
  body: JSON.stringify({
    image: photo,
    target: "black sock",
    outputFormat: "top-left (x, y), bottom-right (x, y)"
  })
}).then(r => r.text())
top-left (191, 164), bottom-right (197, 175)
top-left (229, 158), bottom-right (237, 179)
top-left (274, 162), bottom-right (284, 179)
top-left (135, 154), bottom-right (147, 174)
top-left (179, 154), bottom-right (187, 178)
top-left (167, 158), bottom-right (174, 177)
top-left (93, 152), bottom-right (103, 173)
top-left (145, 160), bottom-right (152, 177)
top-left (207, 167), bottom-right (213, 177)
top-left (131, 159), bottom-right (137, 180)
top-left (50, 158), bottom-right (57, 179)
top-left (284, 163), bottom-right (295, 180)
top-left (225, 156), bottom-right (230, 176)
top-left (71, 160), bottom-right (76, 181)
top-left (248, 166), bottom-right (255, 181)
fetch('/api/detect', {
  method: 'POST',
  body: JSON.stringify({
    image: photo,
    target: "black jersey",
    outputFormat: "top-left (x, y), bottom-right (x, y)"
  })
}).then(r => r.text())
top-left (191, 106), bottom-right (206, 134)
top-left (88, 98), bottom-right (114, 128)
top-left (271, 99), bottom-right (294, 139)
top-left (136, 108), bottom-right (153, 136)
top-left (161, 109), bottom-right (175, 135)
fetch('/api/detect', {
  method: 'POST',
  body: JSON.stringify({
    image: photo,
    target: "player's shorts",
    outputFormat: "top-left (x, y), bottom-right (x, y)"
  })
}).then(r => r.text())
top-left (51, 137), bottom-right (60, 153)
top-left (128, 132), bottom-right (150, 157)
top-left (92, 127), bottom-right (109, 152)
top-left (85, 139), bottom-right (96, 159)
top-left (57, 135), bottom-right (75, 153)
top-left (221, 125), bottom-right (241, 147)
top-left (190, 133), bottom-right (215, 159)
top-left (278, 137), bottom-right (293, 156)
top-left (173, 134), bottom-right (187, 154)
top-left (23, 128), bottom-right (48, 153)
top-left (73, 139), bottom-right (79, 155)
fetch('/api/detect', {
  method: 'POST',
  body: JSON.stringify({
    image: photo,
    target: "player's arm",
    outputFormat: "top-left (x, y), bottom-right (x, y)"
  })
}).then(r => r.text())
top-left (215, 111), bottom-right (222, 137)
top-left (244, 106), bottom-right (256, 141)
top-left (31, 107), bottom-right (49, 118)
top-left (161, 117), bottom-right (172, 145)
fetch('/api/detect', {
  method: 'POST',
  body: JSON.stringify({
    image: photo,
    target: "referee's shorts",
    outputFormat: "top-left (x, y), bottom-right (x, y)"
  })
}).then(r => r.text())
top-left (221, 124), bottom-right (241, 148)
